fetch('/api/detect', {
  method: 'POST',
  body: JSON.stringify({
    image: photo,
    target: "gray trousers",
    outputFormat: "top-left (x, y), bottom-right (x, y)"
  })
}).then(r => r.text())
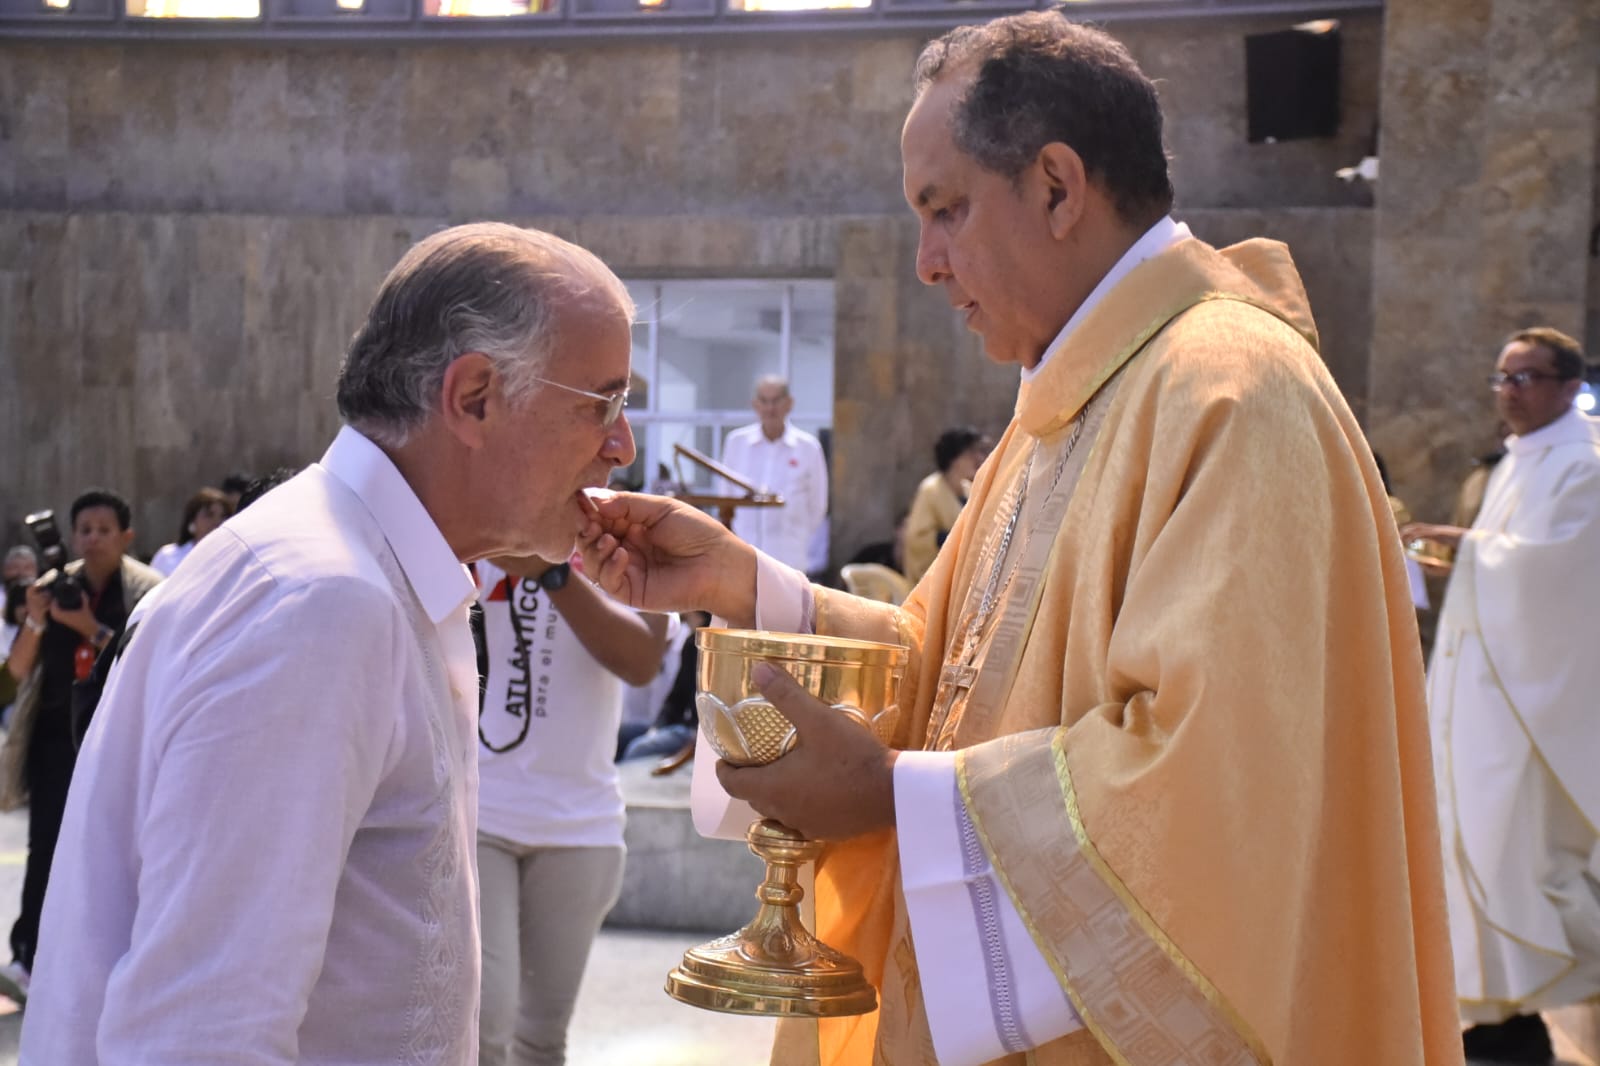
top-left (477, 833), bottom-right (626, 1066)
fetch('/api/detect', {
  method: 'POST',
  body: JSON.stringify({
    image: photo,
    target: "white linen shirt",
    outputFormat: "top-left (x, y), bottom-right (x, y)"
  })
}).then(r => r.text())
top-left (720, 421), bottom-right (829, 572)
top-left (20, 427), bottom-right (482, 1066)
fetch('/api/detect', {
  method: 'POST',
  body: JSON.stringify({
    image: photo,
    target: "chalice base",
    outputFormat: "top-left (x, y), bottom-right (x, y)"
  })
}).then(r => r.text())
top-left (665, 819), bottom-right (878, 1018)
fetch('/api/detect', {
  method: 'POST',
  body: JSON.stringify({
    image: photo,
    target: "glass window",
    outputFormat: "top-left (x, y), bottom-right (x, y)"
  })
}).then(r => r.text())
top-left (423, 0), bottom-right (553, 16)
top-left (727, 0), bottom-right (868, 10)
top-left (619, 280), bottom-right (834, 510)
top-left (126, 0), bottom-right (258, 16)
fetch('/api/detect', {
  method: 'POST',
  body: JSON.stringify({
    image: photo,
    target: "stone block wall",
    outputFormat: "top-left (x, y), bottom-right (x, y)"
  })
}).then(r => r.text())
top-left (1366, 0), bottom-right (1600, 522)
top-left (0, 14), bottom-right (1385, 560)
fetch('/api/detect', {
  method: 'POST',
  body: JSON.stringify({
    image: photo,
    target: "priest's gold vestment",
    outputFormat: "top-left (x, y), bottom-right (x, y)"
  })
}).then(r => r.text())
top-left (780, 237), bottom-right (1461, 1065)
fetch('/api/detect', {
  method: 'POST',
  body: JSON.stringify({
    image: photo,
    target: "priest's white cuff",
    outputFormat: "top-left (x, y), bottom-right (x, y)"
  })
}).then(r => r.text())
top-left (697, 552), bottom-right (1084, 1061)
top-left (896, 750), bottom-right (1084, 1064)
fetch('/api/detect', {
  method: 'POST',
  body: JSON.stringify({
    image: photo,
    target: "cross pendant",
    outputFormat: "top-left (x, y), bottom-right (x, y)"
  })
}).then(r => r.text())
top-left (930, 660), bottom-right (979, 735)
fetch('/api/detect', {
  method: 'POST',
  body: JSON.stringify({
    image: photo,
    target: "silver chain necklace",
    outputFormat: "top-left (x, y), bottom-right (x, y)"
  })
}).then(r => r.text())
top-left (950, 408), bottom-right (1090, 678)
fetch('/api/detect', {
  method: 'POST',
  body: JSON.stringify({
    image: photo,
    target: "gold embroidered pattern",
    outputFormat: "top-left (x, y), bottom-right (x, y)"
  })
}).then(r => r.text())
top-left (958, 733), bottom-right (1269, 1066)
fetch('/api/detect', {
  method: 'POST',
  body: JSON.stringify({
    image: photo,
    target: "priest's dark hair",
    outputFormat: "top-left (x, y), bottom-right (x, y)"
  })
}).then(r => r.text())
top-left (1506, 327), bottom-right (1585, 381)
top-left (913, 12), bottom-right (1174, 229)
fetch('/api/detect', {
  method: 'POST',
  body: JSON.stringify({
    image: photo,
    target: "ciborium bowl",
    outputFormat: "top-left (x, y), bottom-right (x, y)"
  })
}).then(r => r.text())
top-left (666, 628), bottom-right (907, 1019)
top-left (694, 628), bottom-right (907, 767)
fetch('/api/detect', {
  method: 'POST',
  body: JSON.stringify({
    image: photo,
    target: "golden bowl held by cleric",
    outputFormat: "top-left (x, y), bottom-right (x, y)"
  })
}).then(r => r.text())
top-left (666, 628), bottom-right (908, 1019)
top-left (695, 628), bottom-right (906, 767)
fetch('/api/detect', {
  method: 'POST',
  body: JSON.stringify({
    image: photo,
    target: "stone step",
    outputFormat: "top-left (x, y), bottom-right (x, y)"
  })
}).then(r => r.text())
top-left (607, 758), bottom-right (766, 933)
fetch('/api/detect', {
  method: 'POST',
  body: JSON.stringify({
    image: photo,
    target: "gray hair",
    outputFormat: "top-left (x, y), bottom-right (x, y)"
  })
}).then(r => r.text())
top-left (753, 375), bottom-right (791, 400)
top-left (336, 223), bottom-right (633, 448)
top-left (4, 546), bottom-right (36, 567)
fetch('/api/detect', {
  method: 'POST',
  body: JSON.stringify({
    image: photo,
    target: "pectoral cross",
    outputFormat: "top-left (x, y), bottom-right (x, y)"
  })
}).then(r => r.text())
top-left (927, 660), bottom-right (980, 748)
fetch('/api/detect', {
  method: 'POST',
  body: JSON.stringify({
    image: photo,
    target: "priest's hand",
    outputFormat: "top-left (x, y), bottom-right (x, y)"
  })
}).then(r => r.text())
top-left (575, 492), bottom-right (759, 626)
top-left (1399, 522), bottom-right (1467, 551)
top-left (715, 663), bottom-right (899, 841)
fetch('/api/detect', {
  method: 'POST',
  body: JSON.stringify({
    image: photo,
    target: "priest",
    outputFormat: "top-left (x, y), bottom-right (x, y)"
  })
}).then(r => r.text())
top-left (579, 13), bottom-right (1460, 1065)
top-left (1403, 326), bottom-right (1600, 1063)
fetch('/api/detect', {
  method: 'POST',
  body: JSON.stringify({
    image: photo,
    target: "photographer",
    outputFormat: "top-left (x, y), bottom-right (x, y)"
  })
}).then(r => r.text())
top-left (0, 489), bottom-right (161, 1004)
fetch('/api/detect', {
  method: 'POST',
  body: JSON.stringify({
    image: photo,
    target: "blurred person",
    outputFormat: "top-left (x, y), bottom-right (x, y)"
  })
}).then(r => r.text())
top-left (719, 376), bottom-right (829, 573)
top-left (1, 583), bottom-right (25, 658)
top-left (148, 487), bottom-right (230, 577)
top-left (0, 490), bottom-right (162, 1006)
top-left (903, 426), bottom-right (990, 583)
top-left (3, 547), bottom-right (38, 589)
top-left (616, 611), bottom-right (685, 759)
top-left (577, 13), bottom-right (1457, 1065)
top-left (1402, 327), bottom-right (1600, 1063)
top-left (0, 583), bottom-right (27, 726)
top-left (18, 222), bottom-right (637, 1065)
top-left (619, 609), bottom-right (712, 767)
top-left (846, 511), bottom-right (908, 577)
top-left (474, 554), bottom-right (668, 1066)
top-left (218, 472), bottom-right (253, 513)
top-left (1450, 441), bottom-right (1508, 530)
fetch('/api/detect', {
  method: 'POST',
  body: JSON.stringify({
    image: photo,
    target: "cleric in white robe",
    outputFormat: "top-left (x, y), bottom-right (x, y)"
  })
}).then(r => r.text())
top-left (1405, 325), bottom-right (1600, 1062)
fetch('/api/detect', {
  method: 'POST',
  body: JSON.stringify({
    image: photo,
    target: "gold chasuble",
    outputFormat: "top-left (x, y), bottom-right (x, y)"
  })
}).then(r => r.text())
top-left (780, 238), bottom-right (1460, 1065)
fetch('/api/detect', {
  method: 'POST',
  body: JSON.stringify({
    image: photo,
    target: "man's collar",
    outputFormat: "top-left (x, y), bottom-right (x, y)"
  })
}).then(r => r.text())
top-left (1022, 216), bottom-right (1190, 384)
top-left (319, 426), bottom-right (476, 625)
top-left (756, 421), bottom-right (797, 446)
top-left (1507, 407), bottom-right (1592, 454)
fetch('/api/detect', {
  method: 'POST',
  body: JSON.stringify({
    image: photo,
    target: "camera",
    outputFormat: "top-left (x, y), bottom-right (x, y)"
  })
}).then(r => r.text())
top-left (23, 510), bottom-right (85, 611)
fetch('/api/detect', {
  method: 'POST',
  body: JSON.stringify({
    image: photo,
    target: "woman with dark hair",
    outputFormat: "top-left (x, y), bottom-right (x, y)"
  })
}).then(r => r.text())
top-left (903, 426), bottom-right (991, 583)
top-left (149, 488), bottom-right (230, 577)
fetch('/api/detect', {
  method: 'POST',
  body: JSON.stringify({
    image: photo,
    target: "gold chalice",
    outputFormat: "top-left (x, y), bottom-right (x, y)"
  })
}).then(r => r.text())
top-left (665, 628), bottom-right (907, 1018)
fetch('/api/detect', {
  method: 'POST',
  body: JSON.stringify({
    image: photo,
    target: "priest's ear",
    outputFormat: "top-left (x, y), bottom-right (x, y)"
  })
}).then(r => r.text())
top-left (1036, 142), bottom-right (1089, 239)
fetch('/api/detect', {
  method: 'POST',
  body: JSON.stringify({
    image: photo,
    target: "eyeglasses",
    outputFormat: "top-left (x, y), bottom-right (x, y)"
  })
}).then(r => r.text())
top-left (529, 376), bottom-right (630, 427)
top-left (1487, 370), bottom-right (1569, 391)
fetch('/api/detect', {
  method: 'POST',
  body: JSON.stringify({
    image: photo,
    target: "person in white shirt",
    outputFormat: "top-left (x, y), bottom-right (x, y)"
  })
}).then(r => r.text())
top-left (719, 376), bottom-right (829, 574)
top-left (474, 555), bottom-right (668, 1066)
top-left (1403, 327), bottom-right (1600, 1064)
top-left (19, 222), bottom-right (639, 1066)
top-left (148, 487), bottom-right (230, 577)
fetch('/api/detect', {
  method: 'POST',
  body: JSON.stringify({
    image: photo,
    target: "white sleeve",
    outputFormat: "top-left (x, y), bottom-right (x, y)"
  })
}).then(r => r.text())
top-left (754, 550), bottom-right (811, 634)
top-left (95, 584), bottom-right (399, 1065)
top-left (693, 551), bottom-right (814, 840)
top-left (895, 750), bottom-right (1084, 1065)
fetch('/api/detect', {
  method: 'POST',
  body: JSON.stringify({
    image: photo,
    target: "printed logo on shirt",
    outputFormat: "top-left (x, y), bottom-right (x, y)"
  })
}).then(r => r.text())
top-left (479, 577), bottom-right (555, 753)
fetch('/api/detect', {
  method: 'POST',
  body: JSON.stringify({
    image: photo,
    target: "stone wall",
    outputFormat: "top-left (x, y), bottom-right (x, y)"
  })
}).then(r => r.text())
top-left (0, 14), bottom-right (1385, 560)
top-left (1366, 0), bottom-right (1600, 522)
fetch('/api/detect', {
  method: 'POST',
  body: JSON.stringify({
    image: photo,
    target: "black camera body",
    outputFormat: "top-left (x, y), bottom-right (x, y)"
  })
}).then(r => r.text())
top-left (23, 509), bottom-right (85, 611)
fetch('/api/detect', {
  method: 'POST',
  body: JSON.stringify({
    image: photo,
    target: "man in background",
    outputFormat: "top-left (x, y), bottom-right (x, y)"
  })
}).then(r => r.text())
top-left (0, 491), bottom-right (161, 1006)
top-left (1404, 327), bottom-right (1600, 1063)
top-left (719, 376), bottom-right (829, 574)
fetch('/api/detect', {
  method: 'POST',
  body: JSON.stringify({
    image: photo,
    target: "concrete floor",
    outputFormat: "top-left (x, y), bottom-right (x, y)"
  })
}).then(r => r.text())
top-left (0, 788), bottom-right (1589, 1066)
